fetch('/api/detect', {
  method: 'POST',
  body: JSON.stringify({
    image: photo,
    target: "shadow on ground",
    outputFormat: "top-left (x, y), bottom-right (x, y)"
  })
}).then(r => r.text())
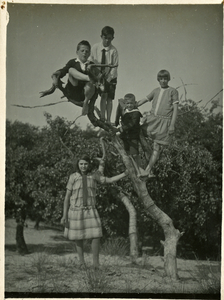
top-left (5, 242), bottom-right (75, 255)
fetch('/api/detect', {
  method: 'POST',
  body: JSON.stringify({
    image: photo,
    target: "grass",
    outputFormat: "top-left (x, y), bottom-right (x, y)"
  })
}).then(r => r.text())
top-left (82, 266), bottom-right (111, 293)
top-left (5, 233), bottom-right (221, 294)
top-left (195, 260), bottom-right (221, 294)
top-left (101, 237), bottom-right (129, 257)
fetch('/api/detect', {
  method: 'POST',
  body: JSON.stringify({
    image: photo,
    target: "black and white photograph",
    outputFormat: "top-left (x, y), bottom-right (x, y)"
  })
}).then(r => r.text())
top-left (3, 1), bottom-right (222, 298)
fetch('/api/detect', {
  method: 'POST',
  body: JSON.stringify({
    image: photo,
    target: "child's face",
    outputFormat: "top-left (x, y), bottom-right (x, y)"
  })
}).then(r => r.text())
top-left (76, 45), bottom-right (91, 63)
top-left (101, 34), bottom-right (114, 47)
top-left (78, 160), bottom-right (89, 174)
top-left (158, 77), bottom-right (169, 88)
top-left (126, 98), bottom-right (135, 111)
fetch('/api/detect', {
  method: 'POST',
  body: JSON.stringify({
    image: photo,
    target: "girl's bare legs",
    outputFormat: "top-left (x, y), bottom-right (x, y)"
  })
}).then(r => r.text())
top-left (92, 238), bottom-right (100, 269)
top-left (75, 240), bottom-right (85, 266)
top-left (106, 97), bottom-right (113, 124)
top-left (100, 93), bottom-right (108, 121)
top-left (145, 142), bottom-right (161, 177)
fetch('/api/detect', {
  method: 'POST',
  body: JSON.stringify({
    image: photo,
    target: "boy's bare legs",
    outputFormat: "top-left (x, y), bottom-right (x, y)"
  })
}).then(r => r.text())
top-left (68, 69), bottom-right (95, 116)
top-left (106, 97), bottom-right (113, 124)
top-left (145, 142), bottom-right (161, 177)
top-left (69, 68), bottom-right (89, 82)
top-left (75, 240), bottom-right (85, 266)
top-left (92, 238), bottom-right (100, 269)
top-left (82, 82), bottom-right (95, 115)
top-left (100, 93), bottom-right (108, 122)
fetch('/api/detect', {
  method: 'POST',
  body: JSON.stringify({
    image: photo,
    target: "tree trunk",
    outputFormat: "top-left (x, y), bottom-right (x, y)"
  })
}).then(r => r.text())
top-left (119, 192), bottom-right (138, 262)
top-left (87, 94), bottom-right (182, 279)
top-left (96, 137), bottom-right (139, 261)
top-left (16, 214), bottom-right (29, 255)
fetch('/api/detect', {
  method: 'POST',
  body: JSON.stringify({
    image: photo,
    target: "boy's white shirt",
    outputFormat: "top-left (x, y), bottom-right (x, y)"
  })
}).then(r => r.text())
top-left (75, 58), bottom-right (89, 72)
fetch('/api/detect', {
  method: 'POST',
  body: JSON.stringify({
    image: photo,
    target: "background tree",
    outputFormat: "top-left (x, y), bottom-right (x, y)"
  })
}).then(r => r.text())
top-left (5, 97), bottom-right (222, 266)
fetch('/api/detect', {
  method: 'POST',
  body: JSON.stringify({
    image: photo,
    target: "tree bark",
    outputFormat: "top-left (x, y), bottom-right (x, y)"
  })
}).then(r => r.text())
top-left (16, 218), bottom-right (29, 255)
top-left (119, 192), bottom-right (138, 262)
top-left (97, 137), bottom-right (139, 261)
top-left (87, 98), bottom-right (182, 279)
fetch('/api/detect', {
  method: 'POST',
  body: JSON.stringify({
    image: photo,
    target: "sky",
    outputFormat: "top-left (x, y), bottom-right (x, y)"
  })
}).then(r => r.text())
top-left (5, 3), bottom-right (223, 129)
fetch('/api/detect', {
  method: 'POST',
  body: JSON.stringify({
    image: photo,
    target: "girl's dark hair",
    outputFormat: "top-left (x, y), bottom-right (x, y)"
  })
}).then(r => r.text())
top-left (77, 40), bottom-right (91, 51)
top-left (75, 154), bottom-right (91, 174)
top-left (157, 69), bottom-right (171, 81)
top-left (101, 26), bottom-right (115, 37)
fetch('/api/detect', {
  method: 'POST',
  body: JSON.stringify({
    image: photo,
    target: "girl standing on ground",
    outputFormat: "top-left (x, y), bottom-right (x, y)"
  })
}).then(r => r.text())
top-left (61, 154), bottom-right (127, 269)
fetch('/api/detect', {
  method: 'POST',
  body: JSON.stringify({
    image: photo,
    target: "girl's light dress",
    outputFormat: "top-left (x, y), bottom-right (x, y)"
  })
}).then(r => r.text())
top-left (64, 172), bottom-right (105, 240)
top-left (141, 86), bottom-right (179, 145)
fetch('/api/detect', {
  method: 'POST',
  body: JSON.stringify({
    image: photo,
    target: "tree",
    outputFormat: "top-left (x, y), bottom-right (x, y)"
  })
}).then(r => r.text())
top-left (84, 95), bottom-right (183, 279)
top-left (6, 120), bottom-right (41, 254)
top-left (5, 95), bottom-right (222, 268)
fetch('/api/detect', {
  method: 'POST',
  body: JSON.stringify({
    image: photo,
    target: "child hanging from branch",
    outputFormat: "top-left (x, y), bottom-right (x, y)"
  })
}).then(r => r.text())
top-left (138, 69), bottom-right (179, 178)
top-left (40, 40), bottom-right (117, 116)
top-left (114, 93), bottom-right (148, 179)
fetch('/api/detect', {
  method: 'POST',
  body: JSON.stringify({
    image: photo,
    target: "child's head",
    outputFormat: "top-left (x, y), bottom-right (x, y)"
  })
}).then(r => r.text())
top-left (76, 154), bottom-right (91, 174)
top-left (101, 26), bottom-right (114, 47)
top-left (157, 70), bottom-right (170, 88)
top-left (124, 93), bottom-right (137, 111)
top-left (76, 40), bottom-right (91, 63)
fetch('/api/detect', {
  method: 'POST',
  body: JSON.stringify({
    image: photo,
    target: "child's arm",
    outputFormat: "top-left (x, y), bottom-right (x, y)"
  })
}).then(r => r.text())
top-left (69, 68), bottom-right (90, 82)
top-left (137, 97), bottom-right (149, 107)
top-left (61, 189), bottom-right (72, 225)
top-left (138, 90), bottom-right (154, 107)
top-left (105, 170), bottom-right (128, 183)
top-left (169, 103), bottom-right (178, 135)
top-left (51, 59), bottom-right (77, 87)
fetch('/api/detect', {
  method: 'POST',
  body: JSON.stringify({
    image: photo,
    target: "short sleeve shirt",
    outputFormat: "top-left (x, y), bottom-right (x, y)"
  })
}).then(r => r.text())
top-left (66, 172), bottom-right (106, 208)
top-left (146, 87), bottom-right (179, 118)
top-left (90, 42), bottom-right (119, 82)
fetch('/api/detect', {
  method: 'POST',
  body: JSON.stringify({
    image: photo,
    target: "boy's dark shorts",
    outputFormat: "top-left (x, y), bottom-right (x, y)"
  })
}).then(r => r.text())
top-left (65, 81), bottom-right (98, 106)
top-left (65, 81), bottom-right (85, 105)
top-left (99, 78), bottom-right (117, 100)
top-left (122, 138), bottom-right (139, 155)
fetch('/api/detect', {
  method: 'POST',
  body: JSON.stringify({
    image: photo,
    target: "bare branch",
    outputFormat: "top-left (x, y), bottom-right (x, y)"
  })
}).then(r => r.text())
top-left (12, 101), bottom-right (67, 109)
top-left (58, 137), bottom-right (75, 159)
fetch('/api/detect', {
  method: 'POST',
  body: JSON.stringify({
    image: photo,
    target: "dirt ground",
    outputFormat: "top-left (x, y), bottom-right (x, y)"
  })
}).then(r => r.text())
top-left (5, 218), bottom-right (221, 297)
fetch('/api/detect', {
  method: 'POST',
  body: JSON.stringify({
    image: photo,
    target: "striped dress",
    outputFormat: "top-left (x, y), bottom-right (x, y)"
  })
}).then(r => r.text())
top-left (64, 172), bottom-right (106, 240)
top-left (141, 86), bottom-right (179, 145)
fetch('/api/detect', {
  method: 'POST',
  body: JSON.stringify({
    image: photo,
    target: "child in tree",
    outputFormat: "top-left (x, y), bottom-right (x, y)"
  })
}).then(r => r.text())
top-left (115, 94), bottom-right (148, 178)
top-left (51, 40), bottom-right (98, 116)
top-left (138, 70), bottom-right (179, 178)
top-left (61, 154), bottom-right (128, 269)
top-left (90, 26), bottom-right (119, 124)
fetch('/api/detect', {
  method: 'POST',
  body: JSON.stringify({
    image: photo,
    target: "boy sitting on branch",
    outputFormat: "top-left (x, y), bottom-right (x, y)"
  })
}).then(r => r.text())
top-left (40, 40), bottom-right (117, 116)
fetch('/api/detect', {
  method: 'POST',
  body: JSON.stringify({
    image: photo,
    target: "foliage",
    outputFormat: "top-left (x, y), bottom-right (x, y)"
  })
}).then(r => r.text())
top-left (5, 98), bottom-right (222, 259)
